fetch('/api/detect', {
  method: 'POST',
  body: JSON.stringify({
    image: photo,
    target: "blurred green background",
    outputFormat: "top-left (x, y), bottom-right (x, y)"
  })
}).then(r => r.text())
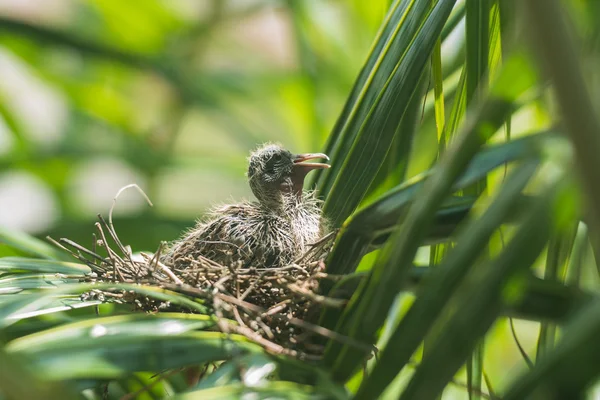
top-left (0, 0), bottom-right (401, 251)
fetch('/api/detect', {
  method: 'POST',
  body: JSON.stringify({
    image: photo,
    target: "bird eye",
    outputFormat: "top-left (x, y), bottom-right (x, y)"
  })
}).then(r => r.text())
top-left (265, 159), bottom-right (277, 174)
top-left (265, 153), bottom-right (282, 174)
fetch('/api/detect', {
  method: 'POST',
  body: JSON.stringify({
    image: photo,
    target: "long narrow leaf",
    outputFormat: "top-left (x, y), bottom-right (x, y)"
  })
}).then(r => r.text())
top-left (7, 331), bottom-right (257, 380)
top-left (309, 0), bottom-right (407, 191)
top-left (323, 52), bottom-right (538, 381)
top-left (398, 180), bottom-right (561, 399)
top-left (0, 283), bottom-right (209, 328)
top-left (321, 0), bottom-right (457, 227)
top-left (7, 313), bottom-right (215, 350)
top-left (503, 298), bottom-right (600, 399)
top-left (0, 229), bottom-right (70, 261)
top-left (0, 274), bottom-right (83, 294)
top-left (362, 62), bottom-right (430, 200)
top-left (0, 257), bottom-right (90, 275)
top-left (355, 160), bottom-right (539, 399)
top-left (465, 1), bottom-right (493, 395)
top-left (176, 381), bottom-right (326, 400)
top-left (325, 131), bottom-right (558, 277)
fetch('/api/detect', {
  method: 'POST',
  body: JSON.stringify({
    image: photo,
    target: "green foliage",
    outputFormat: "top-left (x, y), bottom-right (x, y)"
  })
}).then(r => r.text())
top-left (2, 0), bottom-right (600, 399)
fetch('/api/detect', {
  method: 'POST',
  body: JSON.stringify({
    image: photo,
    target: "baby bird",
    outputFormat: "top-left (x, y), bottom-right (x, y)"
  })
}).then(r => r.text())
top-left (162, 144), bottom-right (330, 270)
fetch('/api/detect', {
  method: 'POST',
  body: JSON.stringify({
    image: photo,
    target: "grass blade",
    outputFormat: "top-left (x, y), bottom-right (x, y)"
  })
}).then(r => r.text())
top-left (0, 257), bottom-right (90, 275)
top-left (536, 226), bottom-right (577, 362)
top-left (309, 0), bottom-right (406, 191)
top-left (176, 381), bottom-right (326, 400)
top-left (355, 160), bottom-right (539, 400)
top-left (0, 283), bottom-right (209, 328)
top-left (503, 298), bottom-right (600, 399)
top-left (321, 0), bottom-right (457, 227)
top-left (524, 0), bottom-right (600, 269)
top-left (465, 0), bottom-right (490, 102)
top-left (0, 228), bottom-right (70, 261)
top-left (325, 131), bottom-right (557, 277)
top-left (398, 181), bottom-right (561, 400)
top-left (323, 52), bottom-right (538, 382)
top-left (7, 331), bottom-right (257, 380)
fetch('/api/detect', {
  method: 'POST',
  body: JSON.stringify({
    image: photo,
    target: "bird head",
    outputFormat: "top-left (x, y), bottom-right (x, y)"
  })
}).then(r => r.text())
top-left (247, 143), bottom-right (330, 207)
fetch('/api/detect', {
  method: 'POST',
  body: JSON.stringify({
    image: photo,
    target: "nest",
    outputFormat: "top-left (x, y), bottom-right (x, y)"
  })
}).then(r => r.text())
top-left (47, 186), bottom-right (364, 360)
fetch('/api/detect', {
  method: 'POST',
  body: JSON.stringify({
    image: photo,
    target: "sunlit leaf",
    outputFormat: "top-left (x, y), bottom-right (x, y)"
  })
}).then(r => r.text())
top-left (0, 229), bottom-right (70, 261)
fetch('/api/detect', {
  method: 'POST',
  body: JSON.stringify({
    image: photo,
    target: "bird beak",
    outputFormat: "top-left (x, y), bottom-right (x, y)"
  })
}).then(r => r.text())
top-left (290, 153), bottom-right (330, 197)
top-left (292, 153), bottom-right (330, 171)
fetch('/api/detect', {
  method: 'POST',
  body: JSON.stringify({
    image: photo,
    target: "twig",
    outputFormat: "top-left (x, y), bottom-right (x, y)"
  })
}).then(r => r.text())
top-left (46, 236), bottom-right (105, 272)
top-left (155, 260), bottom-right (184, 285)
top-left (150, 242), bottom-right (165, 271)
top-left (59, 238), bottom-right (108, 265)
top-left (106, 184), bottom-right (153, 265)
top-left (239, 269), bottom-right (272, 301)
top-left (266, 300), bottom-right (290, 316)
top-left (214, 292), bottom-right (373, 353)
top-left (109, 184), bottom-right (153, 232)
top-left (95, 219), bottom-right (127, 263)
top-left (287, 283), bottom-right (346, 308)
top-left (94, 222), bottom-right (125, 281)
top-left (255, 317), bottom-right (275, 340)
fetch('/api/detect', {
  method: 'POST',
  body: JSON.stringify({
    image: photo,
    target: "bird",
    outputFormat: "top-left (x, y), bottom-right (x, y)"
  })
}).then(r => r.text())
top-left (161, 143), bottom-right (330, 271)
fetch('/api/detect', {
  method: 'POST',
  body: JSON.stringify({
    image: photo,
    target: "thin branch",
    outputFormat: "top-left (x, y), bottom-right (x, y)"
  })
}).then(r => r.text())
top-left (46, 236), bottom-right (105, 272)
top-left (58, 238), bottom-right (108, 265)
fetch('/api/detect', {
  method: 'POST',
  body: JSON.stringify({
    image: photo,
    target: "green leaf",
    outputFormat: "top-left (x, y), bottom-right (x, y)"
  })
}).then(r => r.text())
top-left (0, 294), bottom-right (102, 328)
top-left (0, 94), bottom-right (29, 153)
top-left (361, 59), bottom-right (430, 200)
top-left (309, 0), bottom-right (408, 191)
top-left (465, 0), bottom-right (490, 103)
top-left (175, 381), bottom-right (328, 400)
top-left (318, 0), bottom-right (457, 227)
top-left (511, 275), bottom-right (592, 324)
top-left (7, 330), bottom-right (257, 380)
top-left (0, 229), bottom-right (70, 261)
top-left (355, 160), bottom-right (539, 400)
top-left (503, 298), bottom-right (600, 399)
top-left (323, 52), bottom-right (539, 382)
top-left (325, 130), bottom-right (559, 277)
top-left (464, 0), bottom-right (494, 395)
top-left (0, 273), bottom-right (83, 294)
top-left (536, 225), bottom-right (577, 362)
top-left (326, 267), bottom-right (593, 324)
top-left (432, 37), bottom-right (446, 146)
top-left (398, 181), bottom-right (561, 400)
top-left (7, 313), bottom-right (214, 351)
top-left (523, 0), bottom-right (600, 271)
top-left (0, 257), bottom-right (90, 275)
top-left (0, 283), bottom-right (209, 328)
